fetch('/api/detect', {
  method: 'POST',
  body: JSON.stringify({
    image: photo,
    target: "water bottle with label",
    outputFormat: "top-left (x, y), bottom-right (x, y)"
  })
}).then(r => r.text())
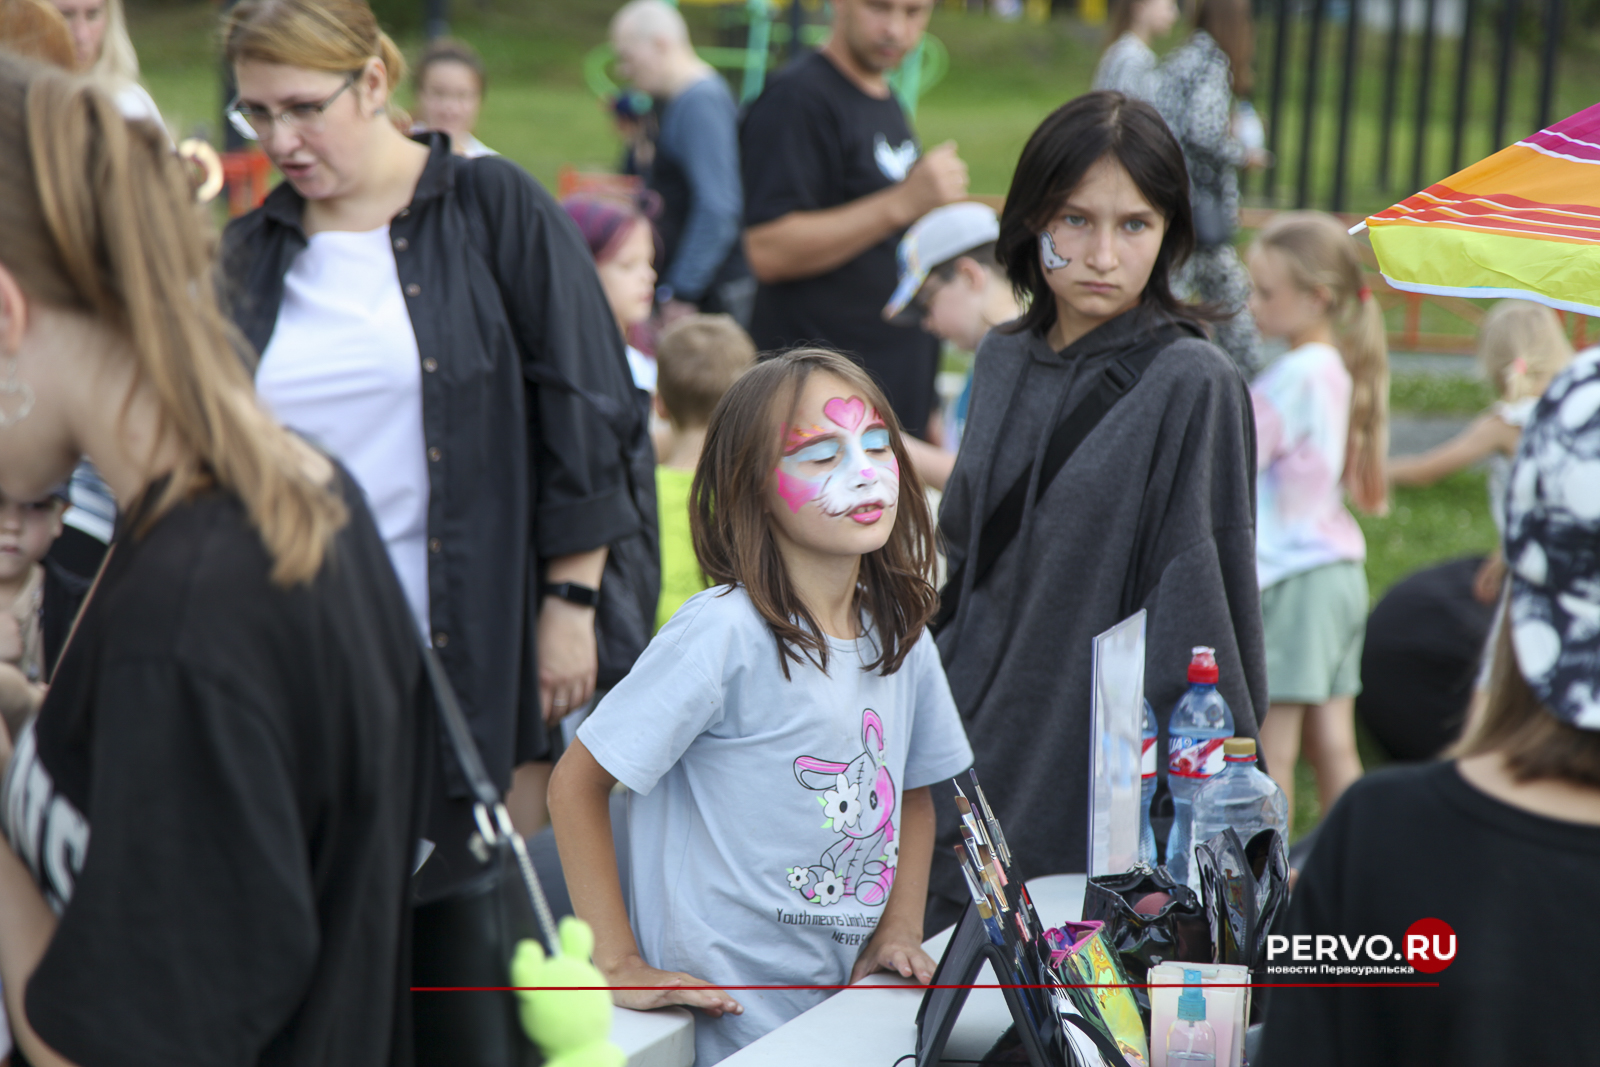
top-left (1165, 647), bottom-right (1235, 887)
top-left (1140, 698), bottom-right (1158, 865)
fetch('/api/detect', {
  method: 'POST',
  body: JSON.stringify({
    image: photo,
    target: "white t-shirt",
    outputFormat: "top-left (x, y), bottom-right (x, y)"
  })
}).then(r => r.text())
top-left (257, 226), bottom-right (432, 634)
top-left (578, 585), bottom-right (973, 1065)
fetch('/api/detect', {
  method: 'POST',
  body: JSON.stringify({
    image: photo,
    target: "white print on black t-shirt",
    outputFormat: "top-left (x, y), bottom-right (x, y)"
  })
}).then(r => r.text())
top-left (3, 721), bottom-right (89, 915)
top-left (873, 135), bottom-right (919, 182)
top-left (784, 708), bottom-right (898, 910)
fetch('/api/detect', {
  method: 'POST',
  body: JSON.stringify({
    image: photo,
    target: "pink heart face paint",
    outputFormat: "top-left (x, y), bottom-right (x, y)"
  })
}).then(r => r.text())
top-left (776, 394), bottom-right (901, 523)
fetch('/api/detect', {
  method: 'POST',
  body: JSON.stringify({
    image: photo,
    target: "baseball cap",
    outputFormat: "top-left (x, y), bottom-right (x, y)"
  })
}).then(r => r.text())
top-left (882, 202), bottom-right (1000, 325)
top-left (1504, 344), bottom-right (1600, 729)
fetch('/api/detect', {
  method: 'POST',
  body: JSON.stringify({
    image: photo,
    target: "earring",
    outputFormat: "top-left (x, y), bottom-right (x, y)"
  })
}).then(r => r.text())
top-left (0, 355), bottom-right (35, 429)
top-left (1039, 231), bottom-right (1071, 271)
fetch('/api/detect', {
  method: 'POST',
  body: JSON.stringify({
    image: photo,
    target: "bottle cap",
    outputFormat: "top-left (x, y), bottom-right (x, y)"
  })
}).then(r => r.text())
top-left (1177, 969), bottom-right (1207, 1021)
top-left (1223, 737), bottom-right (1256, 759)
top-left (1187, 646), bottom-right (1219, 685)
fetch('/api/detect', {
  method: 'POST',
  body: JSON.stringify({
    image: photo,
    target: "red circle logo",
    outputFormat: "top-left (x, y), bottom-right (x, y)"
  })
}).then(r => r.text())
top-left (1404, 917), bottom-right (1457, 973)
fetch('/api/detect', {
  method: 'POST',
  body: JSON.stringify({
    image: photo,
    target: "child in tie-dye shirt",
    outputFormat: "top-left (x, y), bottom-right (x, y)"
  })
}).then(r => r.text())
top-left (1245, 212), bottom-right (1389, 825)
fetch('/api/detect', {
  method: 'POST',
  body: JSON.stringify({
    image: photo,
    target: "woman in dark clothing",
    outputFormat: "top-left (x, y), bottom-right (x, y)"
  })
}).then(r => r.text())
top-left (218, 0), bottom-right (650, 829)
top-left (929, 92), bottom-right (1266, 931)
top-left (0, 55), bottom-right (422, 1064)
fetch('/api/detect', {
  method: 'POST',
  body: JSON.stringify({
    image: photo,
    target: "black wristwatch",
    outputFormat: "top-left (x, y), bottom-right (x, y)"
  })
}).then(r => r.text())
top-left (542, 581), bottom-right (600, 608)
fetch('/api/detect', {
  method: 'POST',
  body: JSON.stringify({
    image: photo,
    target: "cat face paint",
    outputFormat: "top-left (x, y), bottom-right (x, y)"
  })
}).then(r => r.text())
top-left (1039, 230), bottom-right (1071, 271)
top-left (776, 395), bottom-right (900, 523)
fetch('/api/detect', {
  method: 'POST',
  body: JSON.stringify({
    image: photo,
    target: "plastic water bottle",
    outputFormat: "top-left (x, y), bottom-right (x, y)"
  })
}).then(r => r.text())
top-left (1165, 647), bottom-right (1235, 888)
top-left (1166, 970), bottom-right (1217, 1066)
top-left (1192, 737), bottom-right (1290, 859)
top-left (1139, 698), bottom-right (1158, 865)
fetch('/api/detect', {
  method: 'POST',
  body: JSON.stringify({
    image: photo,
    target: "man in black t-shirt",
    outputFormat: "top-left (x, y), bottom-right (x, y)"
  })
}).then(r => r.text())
top-left (740, 0), bottom-right (968, 437)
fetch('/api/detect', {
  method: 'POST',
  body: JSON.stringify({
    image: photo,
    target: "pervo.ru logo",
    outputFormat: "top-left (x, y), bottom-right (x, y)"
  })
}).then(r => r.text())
top-left (1266, 918), bottom-right (1458, 973)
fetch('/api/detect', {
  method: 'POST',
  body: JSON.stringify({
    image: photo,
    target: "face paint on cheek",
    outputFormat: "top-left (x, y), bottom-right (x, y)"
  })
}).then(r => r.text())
top-left (1040, 231), bottom-right (1071, 271)
top-left (775, 468), bottom-right (822, 513)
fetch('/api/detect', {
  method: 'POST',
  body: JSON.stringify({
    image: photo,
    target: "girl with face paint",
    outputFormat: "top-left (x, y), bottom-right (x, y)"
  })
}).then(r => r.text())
top-left (549, 350), bottom-right (972, 1064)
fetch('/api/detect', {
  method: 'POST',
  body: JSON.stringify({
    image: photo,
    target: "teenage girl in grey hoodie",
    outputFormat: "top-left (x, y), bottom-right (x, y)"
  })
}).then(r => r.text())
top-left (928, 92), bottom-right (1266, 931)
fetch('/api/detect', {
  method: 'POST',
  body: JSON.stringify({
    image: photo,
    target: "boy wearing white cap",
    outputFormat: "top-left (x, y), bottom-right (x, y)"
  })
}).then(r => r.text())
top-left (882, 202), bottom-right (1020, 488)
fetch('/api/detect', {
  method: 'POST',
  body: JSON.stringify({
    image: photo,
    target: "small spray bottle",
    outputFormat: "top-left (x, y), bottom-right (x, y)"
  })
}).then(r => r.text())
top-left (1166, 970), bottom-right (1216, 1066)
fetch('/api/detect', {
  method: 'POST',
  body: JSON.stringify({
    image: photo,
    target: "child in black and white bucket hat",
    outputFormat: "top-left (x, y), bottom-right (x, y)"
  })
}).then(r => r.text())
top-left (1258, 344), bottom-right (1600, 1067)
top-left (1500, 345), bottom-right (1600, 731)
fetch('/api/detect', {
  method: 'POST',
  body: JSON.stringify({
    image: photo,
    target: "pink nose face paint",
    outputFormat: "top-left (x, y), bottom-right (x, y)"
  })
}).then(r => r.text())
top-left (776, 397), bottom-right (901, 518)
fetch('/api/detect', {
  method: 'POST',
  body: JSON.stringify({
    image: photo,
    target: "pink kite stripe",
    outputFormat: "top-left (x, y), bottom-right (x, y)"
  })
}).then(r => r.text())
top-left (1548, 102), bottom-right (1600, 141)
top-left (1370, 200), bottom-right (1600, 238)
top-left (1370, 188), bottom-right (1600, 226)
top-left (1516, 137), bottom-right (1600, 167)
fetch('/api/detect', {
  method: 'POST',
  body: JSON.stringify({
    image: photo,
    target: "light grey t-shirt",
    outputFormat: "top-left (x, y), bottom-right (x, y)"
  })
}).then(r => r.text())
top-left (578, 585), bottom-right (973, 1065)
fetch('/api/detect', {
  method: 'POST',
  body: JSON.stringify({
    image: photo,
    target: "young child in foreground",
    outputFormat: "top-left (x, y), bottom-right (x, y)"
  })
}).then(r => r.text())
top-left (549, 349), bottom-right (974, 1065)
top-left (0, 488), bottom-right (64, 740)
top-left (652, 314), bottom-right (756, 632)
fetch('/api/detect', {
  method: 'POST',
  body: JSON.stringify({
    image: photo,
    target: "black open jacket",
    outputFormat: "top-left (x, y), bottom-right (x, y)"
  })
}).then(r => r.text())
top-left (220, 134), bottom-right (644, 788)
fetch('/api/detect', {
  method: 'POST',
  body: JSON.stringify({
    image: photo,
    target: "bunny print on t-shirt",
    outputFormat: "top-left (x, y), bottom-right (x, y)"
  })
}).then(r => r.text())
top-left (785, 708), bottom-right (899, 908)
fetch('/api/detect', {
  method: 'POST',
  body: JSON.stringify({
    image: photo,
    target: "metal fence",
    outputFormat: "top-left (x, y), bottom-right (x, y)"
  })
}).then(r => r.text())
top-left (1250, 0), bottom-right (1569, 214)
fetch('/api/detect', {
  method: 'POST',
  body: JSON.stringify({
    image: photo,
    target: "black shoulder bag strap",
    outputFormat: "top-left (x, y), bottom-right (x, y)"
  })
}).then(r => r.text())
top-left (931, 331), bottom-right (1177, 635)
top-left (420, 646), bottom-right (561, 950)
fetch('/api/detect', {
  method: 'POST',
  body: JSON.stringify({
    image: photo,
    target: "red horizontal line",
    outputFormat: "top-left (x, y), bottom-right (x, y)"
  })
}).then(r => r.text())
top-left (412, 982), bottom-right (1440, 992)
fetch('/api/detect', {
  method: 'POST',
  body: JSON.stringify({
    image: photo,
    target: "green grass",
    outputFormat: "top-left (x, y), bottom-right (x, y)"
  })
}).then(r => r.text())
top-left (1388, 370), bottom-right (1495, 415)
top-left (1359, 469), bottom-right (1497, 618)
top-left (131, 0), bottom-right (1600, 207)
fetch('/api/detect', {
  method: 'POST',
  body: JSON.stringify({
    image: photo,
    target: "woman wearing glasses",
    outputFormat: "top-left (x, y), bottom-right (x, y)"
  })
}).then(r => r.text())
top-left (220, 0), bottom-right (649, 834)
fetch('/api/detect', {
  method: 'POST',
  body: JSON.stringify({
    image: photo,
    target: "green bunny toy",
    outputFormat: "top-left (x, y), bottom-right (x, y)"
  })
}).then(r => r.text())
top-left (511, 917), bottom-right (625, 1067)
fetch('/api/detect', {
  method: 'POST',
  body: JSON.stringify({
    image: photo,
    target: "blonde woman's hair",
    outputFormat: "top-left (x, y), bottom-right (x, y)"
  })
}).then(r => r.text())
top-left (0, 53), bottom-right (346, 583)
top-left (88, 0), bottom-right (139, 86)
top-left (1253, 210), bottom-right (1390, 514)
top-left (1477, 300), bottom-right (1574, 404)
top-left (223, 0), bottom-right (408, 117)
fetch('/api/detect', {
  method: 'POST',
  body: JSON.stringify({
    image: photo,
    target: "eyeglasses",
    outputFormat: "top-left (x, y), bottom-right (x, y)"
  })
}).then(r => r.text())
top-left (227, 73), bottom-right (357, 141)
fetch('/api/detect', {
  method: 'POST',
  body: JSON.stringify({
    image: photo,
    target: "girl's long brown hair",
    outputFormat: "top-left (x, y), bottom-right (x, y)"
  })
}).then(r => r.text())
top-left (1252, 211), bottom-right (1389, 515)
top-left (0, 54), bottom-right (346, 583)
top-left (690, 349), bottom-right (938, 678)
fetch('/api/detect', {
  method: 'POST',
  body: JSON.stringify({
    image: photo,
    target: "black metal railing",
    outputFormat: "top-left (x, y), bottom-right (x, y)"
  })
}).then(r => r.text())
top-left (1250, 0), bottom-right (1569, 215)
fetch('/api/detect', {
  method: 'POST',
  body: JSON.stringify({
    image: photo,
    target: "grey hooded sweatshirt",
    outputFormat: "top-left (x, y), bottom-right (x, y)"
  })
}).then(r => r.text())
top-left (930, 305), bottom-right (1267, 929)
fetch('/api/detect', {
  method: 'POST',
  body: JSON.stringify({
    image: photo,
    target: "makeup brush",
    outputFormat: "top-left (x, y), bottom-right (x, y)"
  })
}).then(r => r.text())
top-left (969, 770), bottom-right (1013, 868)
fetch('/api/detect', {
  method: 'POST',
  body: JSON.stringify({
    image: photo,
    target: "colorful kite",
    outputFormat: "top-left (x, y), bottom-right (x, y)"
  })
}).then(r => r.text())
top-left (1357, 102), bottom-right (1600, 318)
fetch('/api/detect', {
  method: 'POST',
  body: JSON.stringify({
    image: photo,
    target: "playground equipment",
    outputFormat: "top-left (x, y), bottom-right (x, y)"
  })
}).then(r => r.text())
top-left (584, 0), bottom-right (948, 114)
